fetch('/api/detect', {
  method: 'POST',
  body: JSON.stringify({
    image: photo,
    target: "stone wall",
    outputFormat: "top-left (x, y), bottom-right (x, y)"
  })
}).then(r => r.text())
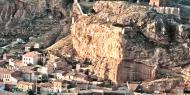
top-left (117, 60), bottom-right (155, 84)
top-left (155, 7), bottom-right (180, 18)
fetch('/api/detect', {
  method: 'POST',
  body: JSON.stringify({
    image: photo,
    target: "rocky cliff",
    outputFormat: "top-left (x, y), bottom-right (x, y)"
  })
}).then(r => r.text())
top-left (0, 0), bottom-right (73, 48)
top-left (70, 1), bottom-right (190, 84)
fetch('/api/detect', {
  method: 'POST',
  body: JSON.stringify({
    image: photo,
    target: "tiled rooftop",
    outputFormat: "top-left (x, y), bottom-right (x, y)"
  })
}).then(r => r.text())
top-left (23, 51), bottom-right (39, 58)
top-left (0, 68), bottom-right (13, 74)
top-left (18, 81), bottom-right (34, 86)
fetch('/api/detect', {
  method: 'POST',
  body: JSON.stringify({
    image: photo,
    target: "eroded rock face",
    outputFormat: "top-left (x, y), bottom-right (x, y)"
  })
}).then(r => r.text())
top-left (71, 1), bottom-right (190, 84)
top-left (71, 14), bottom-right (123, 83)
top-left (72, 18), bottom-right (123, 60)
top-left (0, 0), bottom-right (73, 49)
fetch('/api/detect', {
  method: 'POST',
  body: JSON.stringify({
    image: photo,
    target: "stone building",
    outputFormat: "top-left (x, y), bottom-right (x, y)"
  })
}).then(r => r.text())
top-left (0, 68), bottom-right (17, 84)
top-left (17, 81), bottom-right (35, 92)
top-left (155, 7), bottom-right (180, 18)
top-left (117, 61), bottom-right (156, 83)
top-left (149, 0), bottom-right (169, 7)
top-left (52, 80), bottom-right (62, 92)
top-left (53, 70), bottom-right (65, 80)
top-left (53, 60), bottom-right (67, 70)
top-left (3, 53), bottom-right (13, 61)
top-left (39, 82), bottom-right (53, 92)
top-left (39, 80), bottom-right (62, 93)
top-left (74, 73), bottom-right (88, 83)
top-left (22, 51), bottom-right (41, 65)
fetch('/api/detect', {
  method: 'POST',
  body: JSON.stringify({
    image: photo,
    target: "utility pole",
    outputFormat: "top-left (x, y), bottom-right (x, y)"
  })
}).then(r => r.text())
top-left (35, 77), bottom-right (37, 95)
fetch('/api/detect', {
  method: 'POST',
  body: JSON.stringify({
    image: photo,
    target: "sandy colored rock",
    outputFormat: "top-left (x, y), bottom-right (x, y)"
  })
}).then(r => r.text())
top-left (70, 1), bottom-right (190, 84)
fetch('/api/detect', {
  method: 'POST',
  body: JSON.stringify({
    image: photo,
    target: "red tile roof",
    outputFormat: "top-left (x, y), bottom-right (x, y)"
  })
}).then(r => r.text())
top-left (23, 51), bottom-right (39, 58)
top-left (0, 68), bottom-right (13, 74)
top-left (18, 81), bottom-right (34, 86)
top-left (13, 60), bottom-right (26, 67)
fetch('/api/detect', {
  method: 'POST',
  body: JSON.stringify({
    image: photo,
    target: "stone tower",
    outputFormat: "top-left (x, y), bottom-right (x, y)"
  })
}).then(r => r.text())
top-left (149, 0), bottom-right (168, 7)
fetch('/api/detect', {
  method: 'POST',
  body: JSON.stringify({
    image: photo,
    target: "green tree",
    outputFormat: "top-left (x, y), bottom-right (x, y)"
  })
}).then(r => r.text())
top-left (11, 86), bottom-right (17, 92)
top-left (27, 89), bottom-right (35, 95)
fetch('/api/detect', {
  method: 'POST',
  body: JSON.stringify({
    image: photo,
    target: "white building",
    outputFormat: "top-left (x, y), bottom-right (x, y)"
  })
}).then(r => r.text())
top-left (22, 51), bottom-right (41, 65)
top-left (76, 64), bottom-right (80, 71)
top-left (40, 80), bottom-right (62, 93)
top-left (37, 66), bottom-right (48, 75)
top-left (34, 43), bottom-right (40, 49)
top-left (3, 53), bottom-right (12, 61)
top-left (0, 68), bottom-right (17, 84)
top-left (24, 46), bottom-right (31, 52)
top-left (8, 59), bottom-right (15, 67)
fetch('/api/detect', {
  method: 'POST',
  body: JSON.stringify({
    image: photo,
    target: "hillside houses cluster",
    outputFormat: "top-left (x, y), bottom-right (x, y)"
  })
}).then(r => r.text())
top-left (0, 0), bottom-right (189, 94)
top-left (0, 43), bottom-right (95, 94)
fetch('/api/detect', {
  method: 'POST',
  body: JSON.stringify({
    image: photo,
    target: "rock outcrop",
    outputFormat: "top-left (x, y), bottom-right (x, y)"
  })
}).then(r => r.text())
top-left (46, 35), bottom-right (74, 58)
top-left (71, 1), bottom-right (190, 84)
top-left (0, 0), bottom-right (73, 50)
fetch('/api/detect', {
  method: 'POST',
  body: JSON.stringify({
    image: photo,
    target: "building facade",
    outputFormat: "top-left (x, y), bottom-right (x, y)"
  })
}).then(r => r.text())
top-left (22, 51), bottom-right (40, 65)
top-left (0, 69), bottom-right (17, 84)
top-left (40, 80), bottom-right (62, 93)
top-left (117, 61), bottom-right (156, 83)
top-left (149, 0), bottom-right (169, 7)
top-left (17, 81), bottom-right (35, 92)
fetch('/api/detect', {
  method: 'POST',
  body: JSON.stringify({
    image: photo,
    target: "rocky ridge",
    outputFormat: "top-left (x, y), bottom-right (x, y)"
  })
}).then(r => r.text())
top-left (69, 1), bottom-right (190, 84)
top-left (0, 0), bottom-right (73, 49)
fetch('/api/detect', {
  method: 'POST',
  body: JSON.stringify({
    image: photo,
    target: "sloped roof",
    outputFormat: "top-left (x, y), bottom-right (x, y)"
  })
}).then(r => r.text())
top-left (23, 51), bottom-right (39, 58)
